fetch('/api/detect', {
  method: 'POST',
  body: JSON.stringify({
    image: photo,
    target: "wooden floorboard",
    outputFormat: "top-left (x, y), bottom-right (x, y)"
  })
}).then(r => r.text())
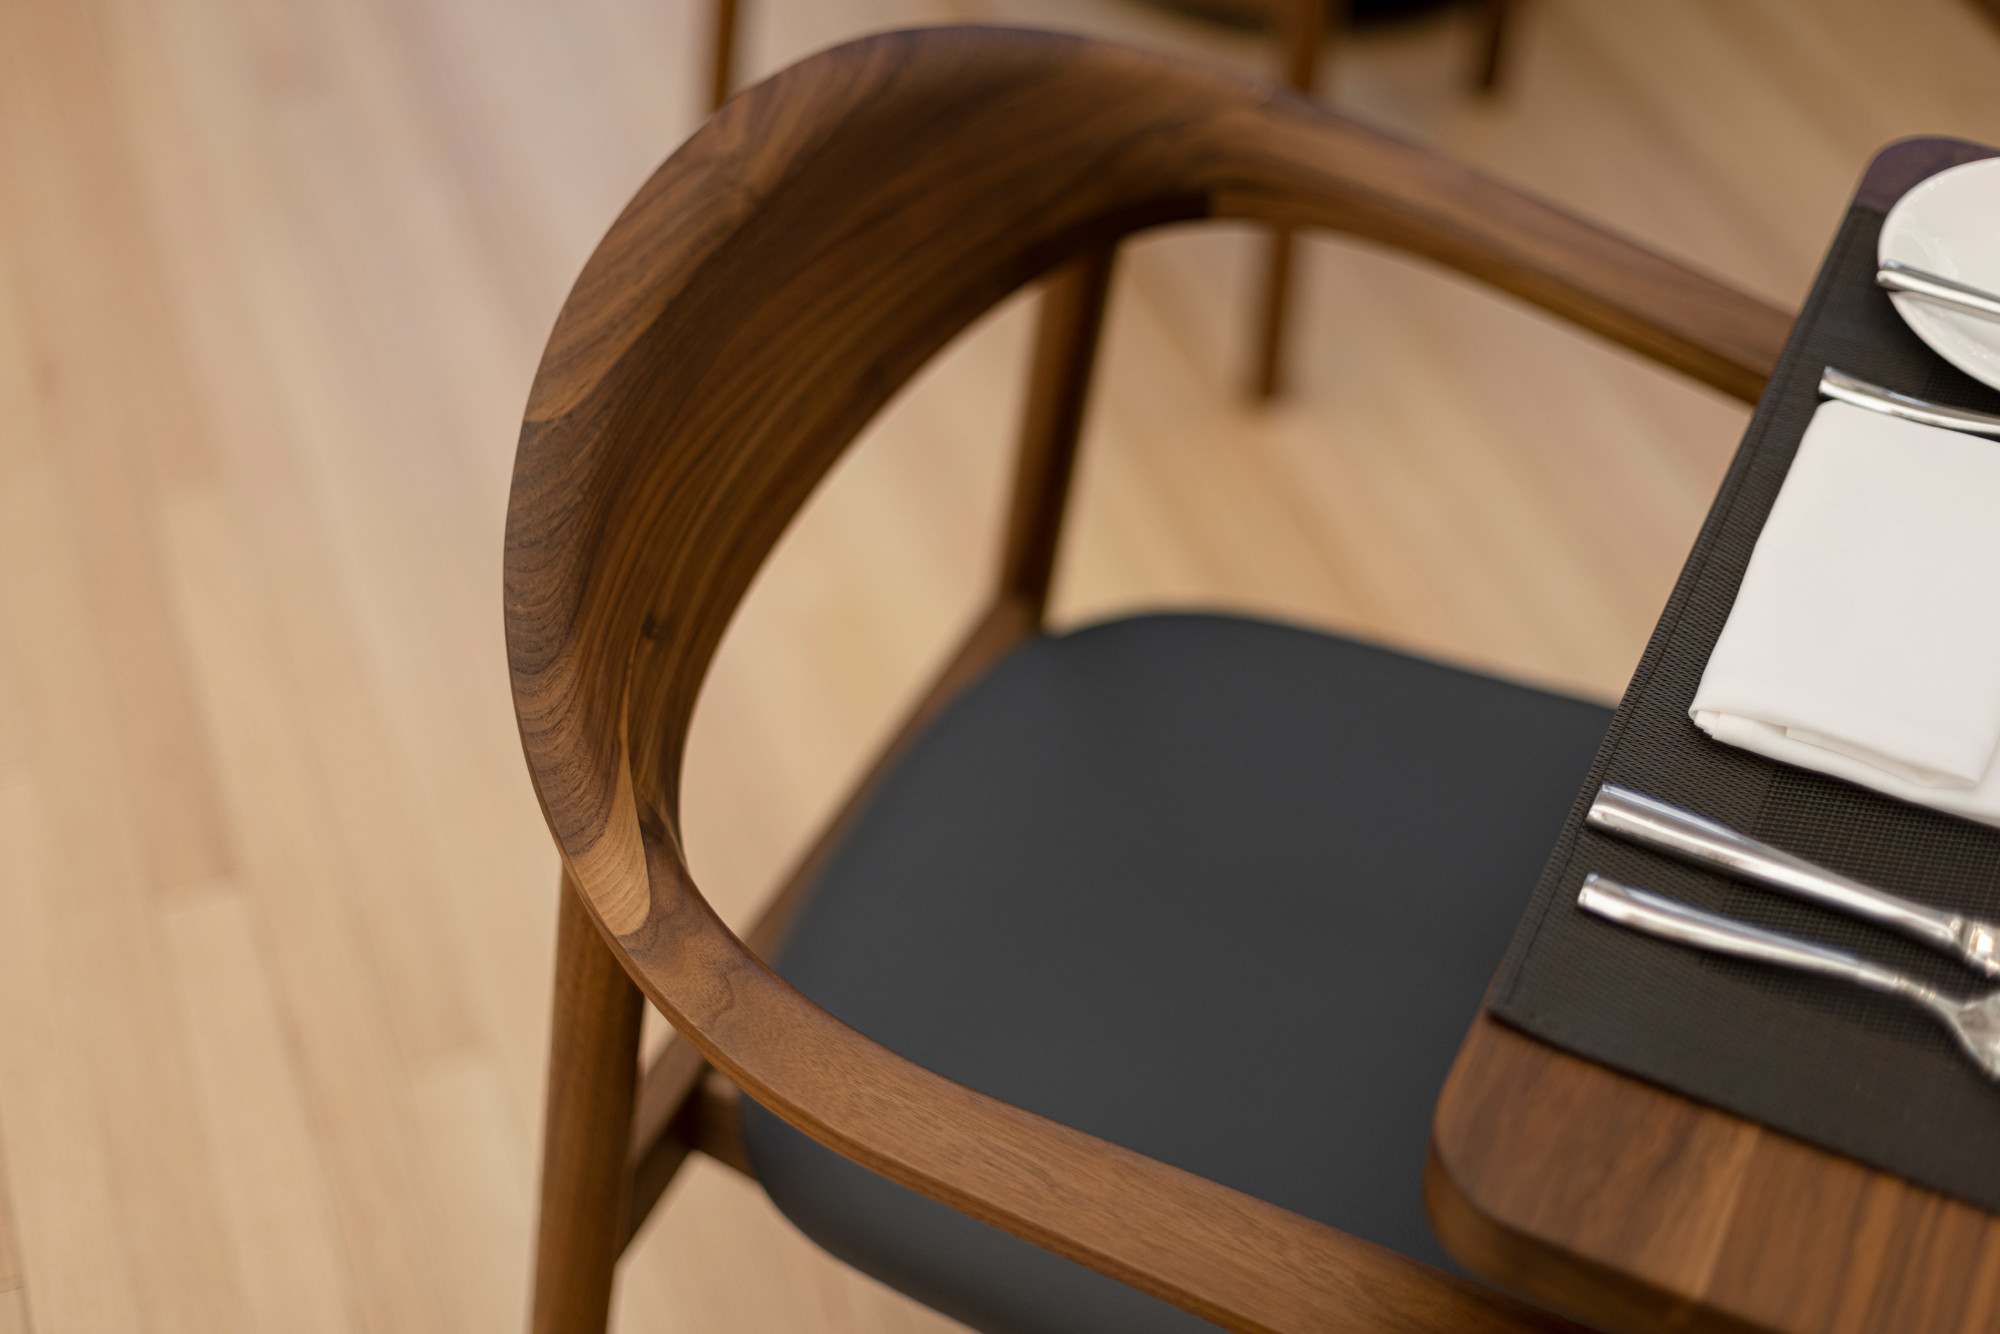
top-left (0, 0), bottom-right (1994, 1330)
top-left (0, 1111), bottom-right (19, 1299)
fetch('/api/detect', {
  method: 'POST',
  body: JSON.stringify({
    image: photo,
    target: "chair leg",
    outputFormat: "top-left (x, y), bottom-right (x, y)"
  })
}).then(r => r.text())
top-left (1250, 0), bottom-right (1332, 400)
top-left (1250, 228), bottom-right (1297, 400)
top-left (1470, 0), bottom-right (1515, 95)
top-left (996, 248), bottom-right (1118, 620)
top-left (530, 872), bottom-right (646, 1334)
top-left (710, 0), bottom-right (739, 111)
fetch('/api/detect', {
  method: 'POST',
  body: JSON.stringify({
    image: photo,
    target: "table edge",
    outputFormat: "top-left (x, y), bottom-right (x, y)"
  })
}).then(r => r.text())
top-left (1428, 135), bottom-right (2000, 1334)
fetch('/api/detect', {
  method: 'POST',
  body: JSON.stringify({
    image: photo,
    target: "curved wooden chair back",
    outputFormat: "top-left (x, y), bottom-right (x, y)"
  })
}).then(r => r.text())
top-left (509, 26), bottom-right (1789, 1334)
top-left (703, 1), bottom-right (1517, 398)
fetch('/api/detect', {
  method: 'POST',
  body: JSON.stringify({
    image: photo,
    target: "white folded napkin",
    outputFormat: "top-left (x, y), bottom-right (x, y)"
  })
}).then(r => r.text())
top-left (1690, 399), bottom-right (2000, 827)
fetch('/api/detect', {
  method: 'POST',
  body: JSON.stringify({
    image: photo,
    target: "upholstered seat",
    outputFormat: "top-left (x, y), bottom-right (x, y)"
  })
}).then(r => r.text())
top-left (745, 613), bottom-right (1611, 1333)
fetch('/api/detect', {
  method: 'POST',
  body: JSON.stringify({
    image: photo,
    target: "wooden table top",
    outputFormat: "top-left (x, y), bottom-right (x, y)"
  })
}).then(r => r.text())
top-left (1428, 136), bottom-right (2000, 1334)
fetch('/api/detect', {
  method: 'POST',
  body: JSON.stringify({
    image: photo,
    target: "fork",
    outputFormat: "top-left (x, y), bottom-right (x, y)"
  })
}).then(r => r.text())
top-left (1579, 873), bottom-right (2000, 1081)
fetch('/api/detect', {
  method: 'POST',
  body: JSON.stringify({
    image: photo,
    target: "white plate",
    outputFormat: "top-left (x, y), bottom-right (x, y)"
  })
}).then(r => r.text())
top-left (1879, 156), bottom-right (2000, 393)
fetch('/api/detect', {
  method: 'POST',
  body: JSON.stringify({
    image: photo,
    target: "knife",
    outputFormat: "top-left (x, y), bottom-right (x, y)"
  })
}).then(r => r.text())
top-left (1586, 783), bottom-right (2000, 978)
top-left (1878, 258), bottom-right (2000, 324)
top-left (1819, 366), bottom-right (2000, 438)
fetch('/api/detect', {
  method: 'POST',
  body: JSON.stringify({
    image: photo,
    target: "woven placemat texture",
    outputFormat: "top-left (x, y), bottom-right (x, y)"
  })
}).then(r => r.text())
top-left (1489, 201), bottom-right (2000, 1213)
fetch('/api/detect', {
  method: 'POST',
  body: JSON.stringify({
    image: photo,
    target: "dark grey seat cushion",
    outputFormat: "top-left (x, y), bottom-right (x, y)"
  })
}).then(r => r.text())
top-left (741, 613), bottom-right (1610, 1333)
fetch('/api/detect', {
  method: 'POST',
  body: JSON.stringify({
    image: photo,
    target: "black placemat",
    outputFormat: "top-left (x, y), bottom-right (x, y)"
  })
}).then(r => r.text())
top-left (1489, 174), bottom-right (2000, 1214)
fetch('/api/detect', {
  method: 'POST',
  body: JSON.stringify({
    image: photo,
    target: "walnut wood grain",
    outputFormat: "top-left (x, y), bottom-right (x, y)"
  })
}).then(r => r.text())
top-left (529, 874), bottom-right (645, 1334)
top-left (512, 26), bottom-right (1789, 1333)
top-left (689, 1072), bottom-right (754, 1179)
top-left (996, 250), bottom-right (1116, 616)
top-left (1426, 135), bottom-right (2000, 1334)
top-left (623, 1064), bottom-right (754, 1247)
top-left (1431, 1016), bottom-right (2000, 1334)
top-left (707, 2), bottom-right (1533, 404)
top-left (620, 1033), bottom-right (706, 1248)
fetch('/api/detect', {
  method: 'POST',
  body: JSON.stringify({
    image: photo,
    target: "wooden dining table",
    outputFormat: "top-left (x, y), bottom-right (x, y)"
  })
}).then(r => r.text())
top-left (1428, 135), bottom-right (2000, 1334)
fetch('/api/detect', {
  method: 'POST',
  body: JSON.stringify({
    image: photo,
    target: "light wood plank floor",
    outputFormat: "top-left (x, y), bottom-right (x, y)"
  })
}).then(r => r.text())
top-left (0, 0), bottom-right (1995, 1330)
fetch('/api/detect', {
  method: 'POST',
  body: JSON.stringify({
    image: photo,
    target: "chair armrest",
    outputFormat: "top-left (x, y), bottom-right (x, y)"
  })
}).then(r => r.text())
top-left (1205, 100), bottom-right (1792, 404)
top-left (606, 833), bottom-right (1589, 1334)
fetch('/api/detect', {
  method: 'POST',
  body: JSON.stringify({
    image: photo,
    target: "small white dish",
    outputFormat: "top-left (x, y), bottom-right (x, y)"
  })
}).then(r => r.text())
top-left (1879, 156), bottom-right (2000, 393)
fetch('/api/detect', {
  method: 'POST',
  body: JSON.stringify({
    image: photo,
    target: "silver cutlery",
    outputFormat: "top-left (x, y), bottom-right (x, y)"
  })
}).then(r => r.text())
top-left (1578, 873), bottom-right (2000, 1080)
top-left (1589, 785), bottom-right (2000, 977)
top-left (1819, 366), bottom-right (2000, 438)
top-left (1878, 259), bottom-right (2000, 325)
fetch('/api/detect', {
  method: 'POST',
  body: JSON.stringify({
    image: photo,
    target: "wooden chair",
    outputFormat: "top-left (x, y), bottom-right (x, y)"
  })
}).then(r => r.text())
top-left (703, 0), bottom-right (1519, 399)
top-left (510, 26), bottom-right (1790, 1334)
